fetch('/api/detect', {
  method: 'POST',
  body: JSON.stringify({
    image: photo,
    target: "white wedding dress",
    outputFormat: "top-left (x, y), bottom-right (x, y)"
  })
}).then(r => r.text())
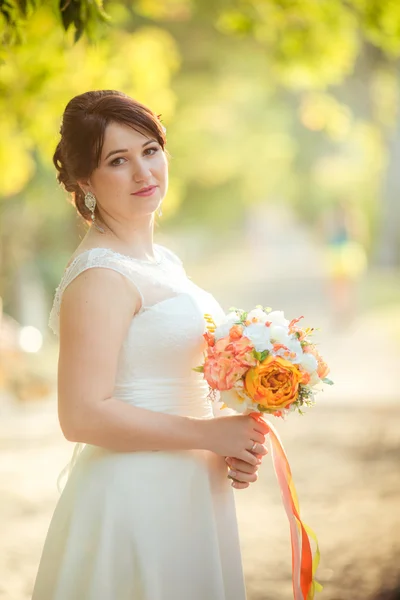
top-left (32, 244), bottom-right (247, 600)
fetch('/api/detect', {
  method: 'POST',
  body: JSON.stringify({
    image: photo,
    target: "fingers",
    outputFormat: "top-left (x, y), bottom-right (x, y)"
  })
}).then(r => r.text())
top-left (226, 457), bottom-right (258, 474)
top-left (231, 481), bottom-right (250, 489)
top-left (226, 454), bottom-right (264, 489)
top-left (240, 449), bottom-right (261, 466)
top-left (227, 468), bottom-right (258, 484)
top-left (249, 441), bottom-right (268, 457)
top-left (249, 413), bottom-right (270, 435)
top-left (251, 431), bottom-right (266, 444)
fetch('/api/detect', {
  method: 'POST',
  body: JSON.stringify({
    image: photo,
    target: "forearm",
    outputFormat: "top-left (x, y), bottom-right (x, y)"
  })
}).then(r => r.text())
top-left (63, 396), bottom-right (211, 453)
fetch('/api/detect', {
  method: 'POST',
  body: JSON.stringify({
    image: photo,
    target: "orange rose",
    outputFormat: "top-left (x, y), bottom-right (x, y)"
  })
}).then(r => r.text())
top-left (244, 355), bottom-right (303, 412)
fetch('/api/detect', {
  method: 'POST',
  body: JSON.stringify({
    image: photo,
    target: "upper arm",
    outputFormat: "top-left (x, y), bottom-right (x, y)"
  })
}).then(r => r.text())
top-left (57, 267), bottom-right (140, 440)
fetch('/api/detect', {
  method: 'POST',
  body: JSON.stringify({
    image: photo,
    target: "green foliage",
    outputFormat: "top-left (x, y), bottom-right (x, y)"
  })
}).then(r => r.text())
top-left (0, 0), bottom-right (34, 46)
top-left (59, 0), bottom-right (110, 42)
top-left (253, 350), bottom-right (270, 362)
top-left (2, 0), bottom-right (400, 312)
top-left (134, 0), bottom-right (193, 22)
top-left (0, 5), bottom-right (180, 198)
top-left (217, 0), bottom-right (360, 89)
top-left (349, 0), bottom-right (400, 57)
top-left (0, 0), bottom-right (110, 46)
top-left (256, 403), bottom-right (274, 413)
top-left (216, 1), bottom-right (400, 89)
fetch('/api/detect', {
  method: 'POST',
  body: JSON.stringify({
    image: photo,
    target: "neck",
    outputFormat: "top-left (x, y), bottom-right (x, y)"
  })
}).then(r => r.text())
top-left (86, 214), bottom-right (157, 259)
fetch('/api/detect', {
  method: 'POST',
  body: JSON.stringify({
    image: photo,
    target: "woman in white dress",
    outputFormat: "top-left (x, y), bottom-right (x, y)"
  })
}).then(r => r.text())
top-left (32, 90), bottom-right (269, 600)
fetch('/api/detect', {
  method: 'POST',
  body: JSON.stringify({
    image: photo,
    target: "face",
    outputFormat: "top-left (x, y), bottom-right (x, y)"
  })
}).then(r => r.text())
top-left (82, 121), bottom-right (168, 223)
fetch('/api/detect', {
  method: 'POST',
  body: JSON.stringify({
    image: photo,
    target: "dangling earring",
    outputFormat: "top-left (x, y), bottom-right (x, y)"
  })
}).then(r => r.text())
top-left (84, 191), bottom-right (105, 233)
top-left (84, 191), bottom-right (96, 218)
top-left (157, 203), bottom-right (163, 217)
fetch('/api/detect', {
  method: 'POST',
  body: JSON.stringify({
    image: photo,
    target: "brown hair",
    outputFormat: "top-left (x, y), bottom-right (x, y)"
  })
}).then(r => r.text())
top-left (53, 90), bottom-right (167, 224)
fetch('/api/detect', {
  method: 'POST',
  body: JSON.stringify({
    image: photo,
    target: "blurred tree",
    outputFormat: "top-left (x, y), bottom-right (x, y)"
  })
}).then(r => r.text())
top-left (0, 0), bottom-right (109, 46)
top-left (215, 1), bottom-right (400, 265)
top-left (0, 3), bottom-right (181, 319)
top-left (1, 0), bottom-right (400, 324)
top-left (3, 1), bottom-right (400, 77)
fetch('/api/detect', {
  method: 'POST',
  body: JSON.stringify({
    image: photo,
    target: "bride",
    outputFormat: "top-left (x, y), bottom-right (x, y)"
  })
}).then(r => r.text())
top-left (31, 90), bottom-right (269, 600)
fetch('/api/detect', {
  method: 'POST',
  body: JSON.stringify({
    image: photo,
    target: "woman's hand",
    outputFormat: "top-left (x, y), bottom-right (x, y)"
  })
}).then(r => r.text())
top-left (204, 413), bottom-right (270, 466)
top-left (225, 452), bottom-right (267, 489)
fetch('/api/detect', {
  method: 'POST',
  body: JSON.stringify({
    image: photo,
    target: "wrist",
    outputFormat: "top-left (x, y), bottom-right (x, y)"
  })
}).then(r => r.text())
top-left (188, 417), bottom-right (214, 452)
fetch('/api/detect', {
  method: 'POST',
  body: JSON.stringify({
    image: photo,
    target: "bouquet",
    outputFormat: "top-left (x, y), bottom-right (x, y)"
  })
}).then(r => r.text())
top-left (196, 305), bottom-right (333, 417)
top-left (195, 306), bottom-right (332, 600)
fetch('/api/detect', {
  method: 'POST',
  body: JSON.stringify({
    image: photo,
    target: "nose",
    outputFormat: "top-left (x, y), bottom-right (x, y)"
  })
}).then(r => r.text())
top-left (132, 157), bottom-right (152, 183)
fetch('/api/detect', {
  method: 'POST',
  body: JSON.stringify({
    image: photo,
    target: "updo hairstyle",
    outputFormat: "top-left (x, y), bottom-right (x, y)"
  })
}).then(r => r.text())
top-left (53, 90), bottom-right (167, 224)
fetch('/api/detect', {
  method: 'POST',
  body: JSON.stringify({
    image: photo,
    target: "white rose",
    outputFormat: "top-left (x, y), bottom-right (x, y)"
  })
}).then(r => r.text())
top-left (287, 337), bottom-right (303, 357)
top-left (267, 310), bottom-right (289, 327)
top-left (220, 389), bottom-right (250, 414)
top-left (246, 308), bottom-right (269, 324)
top-left (243, 322), bottom-right (272, 352)
top-left (309, 372), bottom-right (322, 387)
top-left (269, 325), bottom-right (290, 343)
top-left (269, 327), bottom-right (303, 362)
top-left (282, 336), bottom-right (303, 362)
top-left (214, 311), bottom-right (240, 341)
top-left (298, 352), bottom-right (318, 374)
top-left (214, 322), bottom-right (232, 341)
top-left (226, 311), bottom-right (240, 323)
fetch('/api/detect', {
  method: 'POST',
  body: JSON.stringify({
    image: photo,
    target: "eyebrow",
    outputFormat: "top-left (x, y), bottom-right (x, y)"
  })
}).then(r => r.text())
top-left (104, 139), bottom-right (157, 160)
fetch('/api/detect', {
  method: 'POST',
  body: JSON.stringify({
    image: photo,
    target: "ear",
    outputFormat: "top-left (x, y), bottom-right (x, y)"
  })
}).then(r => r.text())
top-left (76, 178), bottom-right (92, 195)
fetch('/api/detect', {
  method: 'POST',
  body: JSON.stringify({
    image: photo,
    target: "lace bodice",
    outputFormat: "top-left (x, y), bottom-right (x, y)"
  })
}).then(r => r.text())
top-left (49, 244), bottom-right (226, 413)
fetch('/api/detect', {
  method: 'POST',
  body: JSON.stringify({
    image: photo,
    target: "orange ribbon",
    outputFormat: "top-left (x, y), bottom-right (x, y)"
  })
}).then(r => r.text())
top-left (251, 414), bottom-right (322, 600)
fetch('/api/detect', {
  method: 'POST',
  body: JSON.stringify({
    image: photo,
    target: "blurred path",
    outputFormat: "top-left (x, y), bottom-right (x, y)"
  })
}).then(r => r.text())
top-left (1, 396), bottom-right (399, 600)
top-left (185, 203), bottom-right (400, 404)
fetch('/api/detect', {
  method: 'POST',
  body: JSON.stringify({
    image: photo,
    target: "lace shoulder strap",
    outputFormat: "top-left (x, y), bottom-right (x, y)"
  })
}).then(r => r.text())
top-left (157, 244), bottom-right (183, 266)
top-left (48, 248), bottom-right (146, 336)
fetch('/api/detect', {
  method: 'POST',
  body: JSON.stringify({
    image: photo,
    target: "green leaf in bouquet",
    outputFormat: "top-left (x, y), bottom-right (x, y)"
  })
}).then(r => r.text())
top-left (264, 307), bottom-right (272, 312)
top-left (253, 349), bottom-right (269, 362)
top-left (192, 366), bottom-right (204, 373)
top-left (322, 377), bottom-right (334, 385)
top-left (257, 404), bottom-right (279, 414)
top-left (228, 307), bottom-right (246, 324)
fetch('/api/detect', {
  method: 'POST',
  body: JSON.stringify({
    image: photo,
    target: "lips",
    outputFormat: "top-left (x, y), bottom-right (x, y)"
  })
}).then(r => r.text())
top-left (132, 185), bottom-right (158, 196)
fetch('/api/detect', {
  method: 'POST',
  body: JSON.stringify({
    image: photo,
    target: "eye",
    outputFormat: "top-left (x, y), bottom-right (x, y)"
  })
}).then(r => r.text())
top-left (144, 146), bottom-right (159, 156)
top-left (110, 157), bottom-right (126, 166)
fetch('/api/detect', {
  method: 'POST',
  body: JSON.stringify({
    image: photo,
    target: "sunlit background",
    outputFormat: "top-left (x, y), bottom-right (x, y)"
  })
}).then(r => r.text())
top-left (1, 2), bottom-right (400, 599)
